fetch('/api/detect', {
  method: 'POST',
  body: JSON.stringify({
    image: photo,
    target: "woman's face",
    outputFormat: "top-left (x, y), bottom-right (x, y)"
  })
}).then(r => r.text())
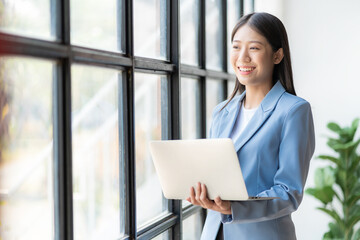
top-left (230, 24), bottom-right (282, 89)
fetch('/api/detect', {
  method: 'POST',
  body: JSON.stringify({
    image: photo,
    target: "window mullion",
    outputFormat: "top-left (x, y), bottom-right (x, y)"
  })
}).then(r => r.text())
top-left (123, 0), bottom-right (137, 239)
top-left (240, 0), bottom-right (244, 17)
top-left (222, 0), bottom-right (228, 98)
top-left (54, 58), bottom-right (74, 240)
top-left (169, 0), bottom-right (182, 239)
top-left (55, 0), bottom-right (74, 240)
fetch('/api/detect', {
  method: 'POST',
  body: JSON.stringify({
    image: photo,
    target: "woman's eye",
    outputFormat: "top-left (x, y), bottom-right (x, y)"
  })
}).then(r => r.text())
top-left (232, 46), bottom-right (239, 49)
top-left (250, 47), bottom-right (259, 50)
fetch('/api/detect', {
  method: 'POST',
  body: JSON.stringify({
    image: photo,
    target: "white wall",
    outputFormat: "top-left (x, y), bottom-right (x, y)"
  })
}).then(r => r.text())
top-left (255, 0), bottom-right (360, 239)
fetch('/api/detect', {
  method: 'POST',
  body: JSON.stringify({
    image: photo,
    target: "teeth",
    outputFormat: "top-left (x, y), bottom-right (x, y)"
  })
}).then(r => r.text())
top-left (239, 67), bottom-right (255, 72)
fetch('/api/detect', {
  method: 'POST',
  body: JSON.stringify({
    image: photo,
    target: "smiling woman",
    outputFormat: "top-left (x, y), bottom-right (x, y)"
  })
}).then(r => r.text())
top-left (187, 12), bottom-right (315, 240)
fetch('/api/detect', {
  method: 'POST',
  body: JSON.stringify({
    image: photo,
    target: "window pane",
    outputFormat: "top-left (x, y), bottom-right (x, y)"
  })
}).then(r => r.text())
top-left (134, 0), bottom-right (168, 60)
top-left (151, 229), bottom-right (171, 240)
top-left (206, 79), bottom-right (225, 137)
top-left (244, 0), bottom-right (254, 15)
top-left (181, 78), bottom-right (201, 140)
top-left (0, 0), bottom-right (54, 40)
top-left (70, 0), bottom-right (121, 52)
top-left (180, 77), bottom-right (201, 208)
top-left (135, 73), bottom-right (168, 227)
top-left (71, 65), bottom-right (122, 239)
top-left (206, 0), bottom-right (223, 71)
top-left (227, 0), bottom-right (240, 73)
top-left (183, 211), bottom-right (203, 240)
top-left (227, 80), bottom-right (237, 98)
top-left (180, 0), bottom-right (199, 66)
top-left (0, 57), bottom-right (54, 239)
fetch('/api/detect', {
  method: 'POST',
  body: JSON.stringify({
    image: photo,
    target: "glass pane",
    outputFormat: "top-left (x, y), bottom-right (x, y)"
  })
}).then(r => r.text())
top-left (71, 65), bottom-right (122, 239)
top-left (206, 0), bottom-right (223, 71)
top-left (0, 57), bottom-right (54, 239)
top-left (71, 0), bottom-right (121, 52)
top-left (134, 0), bottom-right (168, 59)
top-left (227, 80), bottom-right (237, 98)
top-left (183, 211), bottom-right (203, 240)
top-left (135, 73), bottom-right (168, 227)
top-left (180, 0), bottom-right (199, 66)
top-left (180, 77), bottom-right (201, 208)
top-left (0, 0), bottom-right (54, 40)
top-left (151, 229), bottom-right (171, 240)
top-left (181, 78), bottom-right (201, 140)
top-left (227, 0), bottom-right (240, 73)
top-left (206, 79), bottom-right (224, 137)
top-left (244, 0), bottom-right (254, 15)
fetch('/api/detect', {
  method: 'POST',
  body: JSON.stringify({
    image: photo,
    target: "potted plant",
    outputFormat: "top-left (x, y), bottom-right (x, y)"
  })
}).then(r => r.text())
top-left (306, 118), bottom-right (360, 240)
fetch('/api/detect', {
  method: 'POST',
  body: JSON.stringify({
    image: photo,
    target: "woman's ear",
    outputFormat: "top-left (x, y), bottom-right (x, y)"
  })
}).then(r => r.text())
top-left (273, 48), bottom-right (284, 64)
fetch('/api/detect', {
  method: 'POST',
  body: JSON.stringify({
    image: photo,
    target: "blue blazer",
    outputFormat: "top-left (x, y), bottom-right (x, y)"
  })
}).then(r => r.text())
top-left (200, 81), bottom-right (315, 240)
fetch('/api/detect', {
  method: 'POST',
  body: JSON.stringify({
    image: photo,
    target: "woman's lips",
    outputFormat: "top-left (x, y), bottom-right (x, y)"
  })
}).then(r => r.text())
top-left (238, 66), bottom-right (256, 75)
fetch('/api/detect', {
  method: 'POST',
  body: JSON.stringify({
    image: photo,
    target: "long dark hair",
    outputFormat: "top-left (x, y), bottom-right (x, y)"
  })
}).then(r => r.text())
top-left (223, 12), bottom-right (296, 110)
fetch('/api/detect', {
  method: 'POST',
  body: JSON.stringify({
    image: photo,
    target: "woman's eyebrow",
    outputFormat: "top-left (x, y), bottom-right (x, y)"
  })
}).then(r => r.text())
top-left (232, 40), bottom-right (264, 45)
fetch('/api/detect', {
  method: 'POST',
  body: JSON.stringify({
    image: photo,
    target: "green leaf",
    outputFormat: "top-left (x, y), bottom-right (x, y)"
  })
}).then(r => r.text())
top-left (351, 118), bottom-right (359, 132)
top-left (352, 227), bottom-right (360, 240)
top-left (306, 186), bottom-right (335, 205)
top-left (336, 169), bottom-right (347, 192)
top-left (327, 138), bottom-right (341, 150)
top-left (348, 215), bottom-right (360, 235)
top-left (328, 122), bottom-right (342, 133)
top-left (348, 156), bottom-right (360, 174)
top-left (315, 167), bottom-right (336, 188)
top-left (348, 206), bottom-right (360, 230)
top-left (318, 155), bottom-right (340, 166)
top-left (331, 139), bottom-right (360, 151)
top-left (328, 222), bottom-right (344, 238)
top-left (317, 207), bottom-right (344, 230)
top-left (323, 231), bottom-right (333, 240)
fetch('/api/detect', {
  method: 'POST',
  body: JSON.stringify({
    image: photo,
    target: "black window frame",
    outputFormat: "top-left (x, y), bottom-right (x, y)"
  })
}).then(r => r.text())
top-left (0, 0), bottom-right (254, 239)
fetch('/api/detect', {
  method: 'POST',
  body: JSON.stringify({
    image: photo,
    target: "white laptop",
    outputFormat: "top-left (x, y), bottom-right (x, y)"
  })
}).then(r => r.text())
top-left (149, 138), bottom-right (278, 201)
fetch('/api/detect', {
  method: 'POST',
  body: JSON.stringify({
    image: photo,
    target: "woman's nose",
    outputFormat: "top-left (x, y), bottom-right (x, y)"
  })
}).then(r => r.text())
top-left (237, 50), bottom-right (251, 63)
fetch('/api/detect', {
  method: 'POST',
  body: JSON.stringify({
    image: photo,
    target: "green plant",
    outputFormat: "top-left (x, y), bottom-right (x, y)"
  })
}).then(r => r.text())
top-left (306, 118), bottom-right (360, 240)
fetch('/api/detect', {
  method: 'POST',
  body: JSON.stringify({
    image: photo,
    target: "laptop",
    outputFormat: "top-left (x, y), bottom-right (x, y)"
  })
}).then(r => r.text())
top-left (149, 138), bottom-right (278, 201)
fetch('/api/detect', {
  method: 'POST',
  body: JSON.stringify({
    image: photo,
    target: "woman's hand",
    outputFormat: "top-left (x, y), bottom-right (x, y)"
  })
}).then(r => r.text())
top-left (186, 182), bottom-right (232, 215)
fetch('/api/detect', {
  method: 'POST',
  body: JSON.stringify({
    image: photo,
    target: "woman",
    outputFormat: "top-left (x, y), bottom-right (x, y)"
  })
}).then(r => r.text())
top-left (186, 12), bottom-right (315, 240)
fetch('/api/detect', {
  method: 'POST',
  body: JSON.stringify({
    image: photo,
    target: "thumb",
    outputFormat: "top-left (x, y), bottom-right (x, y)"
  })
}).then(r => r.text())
top-left (215, 196), bottom-right (222, 206)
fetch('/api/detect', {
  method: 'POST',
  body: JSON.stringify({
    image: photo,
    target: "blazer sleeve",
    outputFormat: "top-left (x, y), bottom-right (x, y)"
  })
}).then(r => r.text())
top-left (221, 100), bottom-right (315, 224)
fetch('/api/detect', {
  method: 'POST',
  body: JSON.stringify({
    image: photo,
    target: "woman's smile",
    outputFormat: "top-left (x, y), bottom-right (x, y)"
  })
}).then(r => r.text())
top-left (238, 66), bottom-right (256, 75)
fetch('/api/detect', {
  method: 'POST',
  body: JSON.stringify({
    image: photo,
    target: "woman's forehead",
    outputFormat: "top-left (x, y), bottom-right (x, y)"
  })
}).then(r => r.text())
top-left (233, 24), bottom-right (268, 44)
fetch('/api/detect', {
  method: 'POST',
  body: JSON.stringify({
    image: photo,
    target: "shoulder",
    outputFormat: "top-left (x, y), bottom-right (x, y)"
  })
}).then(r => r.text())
top-left (277, 92), bottom-right (312, 114)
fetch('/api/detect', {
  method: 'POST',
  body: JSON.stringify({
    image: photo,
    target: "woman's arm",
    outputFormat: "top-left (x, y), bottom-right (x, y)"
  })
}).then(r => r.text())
top-left (221, 100), bottom-right (315, 224)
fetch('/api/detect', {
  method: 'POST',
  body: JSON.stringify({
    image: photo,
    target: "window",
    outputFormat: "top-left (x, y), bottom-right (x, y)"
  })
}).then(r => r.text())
top-left (71, 65), bottom-right (122, 239)
top-left (0, 0), bottom-right (252, 239)
top-left (0, 56), bottom-right (55, 239)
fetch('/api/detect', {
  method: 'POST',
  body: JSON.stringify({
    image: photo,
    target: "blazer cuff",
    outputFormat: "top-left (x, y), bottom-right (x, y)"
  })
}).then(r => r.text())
top-left (221, 213), bottom-right (232, 223)
top-left (220, 202), bottom-right (235, 224)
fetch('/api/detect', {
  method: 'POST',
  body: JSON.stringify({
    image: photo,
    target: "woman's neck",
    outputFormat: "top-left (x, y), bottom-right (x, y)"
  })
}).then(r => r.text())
top-left (243, 83), bottom-right (272, 109)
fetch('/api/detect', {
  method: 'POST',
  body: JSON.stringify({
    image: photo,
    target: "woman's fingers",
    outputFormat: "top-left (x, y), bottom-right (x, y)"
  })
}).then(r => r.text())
top-left (215, 196), bottom-right (231, 214)
top-left (214, 197), bottom-right (223, 208)
top-left (189, 182), bottom-right (229, 213)
top-left (200, 183), bottom-right (213, 208)
top-left (189, 186), bottom-right (197, 204)
top-left (188, 183), bottom-right (231, 214)
top-left (195, 182), bottom-right (201, 203)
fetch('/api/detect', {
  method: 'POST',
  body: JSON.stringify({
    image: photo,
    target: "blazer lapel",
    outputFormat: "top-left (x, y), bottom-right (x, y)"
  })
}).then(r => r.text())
top-left (233, 81), bottom-right (286, 152)
top-left (218, 92), bottom-right (245, 139)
